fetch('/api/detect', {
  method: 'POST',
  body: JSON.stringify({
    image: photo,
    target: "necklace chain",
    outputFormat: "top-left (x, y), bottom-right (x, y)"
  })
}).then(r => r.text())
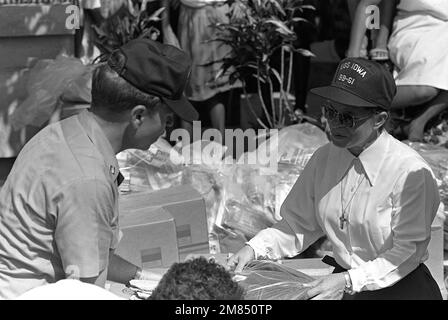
top-left (340, 172), bottom-right (365, 230)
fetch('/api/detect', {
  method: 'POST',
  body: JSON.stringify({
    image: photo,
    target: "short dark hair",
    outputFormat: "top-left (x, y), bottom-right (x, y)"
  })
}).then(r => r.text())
top-left (149, 257), bottom-right (245, 300)
top-left (91, 52), bottom-right (160, 115)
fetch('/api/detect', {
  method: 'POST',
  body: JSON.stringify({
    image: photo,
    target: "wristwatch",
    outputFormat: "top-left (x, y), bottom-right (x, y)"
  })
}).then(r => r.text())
top-left (343, 272), bottom-right (354, 295)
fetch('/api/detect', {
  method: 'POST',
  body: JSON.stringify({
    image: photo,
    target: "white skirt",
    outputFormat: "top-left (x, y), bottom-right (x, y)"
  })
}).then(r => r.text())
top-left (178, 3), bottom-right (241, 101)
top-left (388, 2), bottom-right (448, 90)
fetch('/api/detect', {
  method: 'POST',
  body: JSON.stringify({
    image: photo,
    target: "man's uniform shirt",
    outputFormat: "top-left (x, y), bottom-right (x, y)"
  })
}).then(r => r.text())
top-left (248, 131), bottom-right (440, 293)
top-left (0, 110), bottom-right (121, 299)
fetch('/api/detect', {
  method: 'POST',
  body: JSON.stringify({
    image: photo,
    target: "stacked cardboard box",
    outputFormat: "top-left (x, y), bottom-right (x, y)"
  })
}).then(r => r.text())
top-left (116, 185), bottom-right (210, 268)
top-left (115, 206), bottom-right (179, 268)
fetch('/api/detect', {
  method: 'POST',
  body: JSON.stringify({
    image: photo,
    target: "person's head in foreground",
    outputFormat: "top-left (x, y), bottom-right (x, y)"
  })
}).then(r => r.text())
top-left (91, 37), bottom-right (198, 151)
top-left (310, 57), bottom-right (396, 155)
top-left (16, 279), bottom-right (124, 300)
top-left (149, 257), bottom-right (244, 300)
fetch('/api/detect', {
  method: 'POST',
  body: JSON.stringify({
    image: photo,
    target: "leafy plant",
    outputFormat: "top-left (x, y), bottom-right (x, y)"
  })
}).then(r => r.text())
top-left (92, 1), bottom-right (165, 56)
top-left (210, 0), bottom-right (316, 129)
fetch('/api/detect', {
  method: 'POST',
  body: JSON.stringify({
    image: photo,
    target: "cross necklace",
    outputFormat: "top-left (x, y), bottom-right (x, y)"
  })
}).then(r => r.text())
top-left (339, 174), bottom-right (365, 230)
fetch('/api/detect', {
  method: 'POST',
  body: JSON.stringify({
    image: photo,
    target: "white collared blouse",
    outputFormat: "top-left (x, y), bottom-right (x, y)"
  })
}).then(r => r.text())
top-left (248, 131), bottom-right (440, 293)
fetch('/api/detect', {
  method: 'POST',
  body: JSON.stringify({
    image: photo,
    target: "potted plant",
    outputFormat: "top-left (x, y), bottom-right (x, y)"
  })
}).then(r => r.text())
top-left (92, 1), bottom-right (165, 57)
top-left (210, 0), bottom-right (316, 130)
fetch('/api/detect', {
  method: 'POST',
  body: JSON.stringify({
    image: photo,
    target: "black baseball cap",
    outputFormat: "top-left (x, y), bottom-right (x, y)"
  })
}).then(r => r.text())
top-left (110, 38), bottom-right (198, 122)
top-left (310, 58), bottom-right (396, 110)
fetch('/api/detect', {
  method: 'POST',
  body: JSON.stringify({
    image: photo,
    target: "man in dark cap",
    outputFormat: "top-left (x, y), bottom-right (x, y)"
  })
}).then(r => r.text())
top-left (0, 39), bottom-right (198, 299)
top-left (228, 58), bottom-right (443, 300)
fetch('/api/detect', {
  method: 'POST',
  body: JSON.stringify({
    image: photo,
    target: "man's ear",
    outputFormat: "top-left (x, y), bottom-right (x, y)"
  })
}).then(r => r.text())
top-left (129, 105), bottom-right (148, 128)
top-left (374, 111), bottom-right (389, 129)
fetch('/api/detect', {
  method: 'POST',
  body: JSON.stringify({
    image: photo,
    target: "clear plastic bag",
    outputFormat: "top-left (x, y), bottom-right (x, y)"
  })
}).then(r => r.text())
top-left (117, 138), bottom-right (227, 249)
top-left (218, 165), bottom-right (278, 239)
top-left (10, 55), bottom-right (90, 130)
top-left (60, 65), bottom-right (94, 104)
top-left (247, 122), bottom-right (329, 166)
top-left (405, 141), bottom-right (448, 208)
top-left (237, 260), bottom-right (315, 300)
top-left (217, 123), bottom-right (328, 243)
top-left (117, 124), bottom-right (328, 253)
top-left (116, 138), bottom-right (185, 194)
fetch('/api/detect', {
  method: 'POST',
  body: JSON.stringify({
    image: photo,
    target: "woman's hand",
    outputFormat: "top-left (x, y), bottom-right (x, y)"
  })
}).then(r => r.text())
top-left (226, 245), bottom-right (255, 273)
top-left (304, 273), bottom-right (347, 300)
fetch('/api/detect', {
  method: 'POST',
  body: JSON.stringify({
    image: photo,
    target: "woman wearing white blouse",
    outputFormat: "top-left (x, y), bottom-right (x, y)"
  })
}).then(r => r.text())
top-left (227, 58), bottom-right (442, 300)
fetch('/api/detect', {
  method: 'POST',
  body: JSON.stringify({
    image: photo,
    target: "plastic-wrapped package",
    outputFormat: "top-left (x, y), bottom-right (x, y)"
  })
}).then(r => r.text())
top-left (247, 122), bottom-right (329, 165)
top-left (405, 142), bottom-right (448, 252)
top-left (10, 55), bottom-right (91, 130)
top-left (116, 138), bottom-right (185, 194)
top-left (216, 123), bottom-right (328, 243)
top-left (176, 140), bottom-right (228, 239)
top-left (274, 163), bottom-right (305, 219)
top-left (217, 165), bottom-right (277, 240)
top-left (237, 260), bottom-right (315, 300)
top-left (181, 164), bottom-right (224, 235)
top-left (405, 142), bottom-right (448, 208)
top-left (117, 138), bottom-right (227, 252)
top-left (222, 199), bottom-right (277, 239)
top-left (60, 66), bottom-right (94, 105)
top-left (117, 124), bottom-right (329, 253)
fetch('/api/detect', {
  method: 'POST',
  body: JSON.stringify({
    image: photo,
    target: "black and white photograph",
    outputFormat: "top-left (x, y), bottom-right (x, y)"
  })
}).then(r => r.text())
top-left (0, 0), bottom-right (447, 308)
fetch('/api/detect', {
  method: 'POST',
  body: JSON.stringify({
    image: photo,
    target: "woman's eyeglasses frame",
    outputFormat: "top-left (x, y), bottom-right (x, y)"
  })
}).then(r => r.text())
top-left (322, 104), bottom-right (378, 128)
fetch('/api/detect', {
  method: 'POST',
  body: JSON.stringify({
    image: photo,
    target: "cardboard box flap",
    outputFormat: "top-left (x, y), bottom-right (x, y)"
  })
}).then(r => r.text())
top-left (116, 207), bottom-right (179, 268)
top-left (120, 206), bottom-right (173, 228)
top-left (119, 185), bottom-right (209, 248)
top-left (119, 185), bottom-right (202, 212)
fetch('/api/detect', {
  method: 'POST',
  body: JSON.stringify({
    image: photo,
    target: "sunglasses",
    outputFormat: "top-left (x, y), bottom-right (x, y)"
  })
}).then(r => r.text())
top-left (322, 104), bottom-right (375, 128)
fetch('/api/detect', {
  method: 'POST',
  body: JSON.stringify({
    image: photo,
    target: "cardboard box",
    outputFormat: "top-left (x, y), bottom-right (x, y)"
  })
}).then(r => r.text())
top-left (115, 207), bottom-right (179, 269)
top-left (119, 185), bottom-right (209, 254)
top-left (184, 253), bottom-right (230, 266)
top-left (179, 242), bottom-right (211, 262)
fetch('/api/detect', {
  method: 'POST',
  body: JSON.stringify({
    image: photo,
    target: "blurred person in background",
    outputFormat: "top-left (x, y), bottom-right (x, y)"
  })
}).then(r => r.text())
top-left (75, 0), bottom-right (104, 61)
top-left (346, 0), bottom-right (396, 61)
top-left (165, 0), bottom-right (242, 141)
top-left (386, 0), bottom-right (448, 141)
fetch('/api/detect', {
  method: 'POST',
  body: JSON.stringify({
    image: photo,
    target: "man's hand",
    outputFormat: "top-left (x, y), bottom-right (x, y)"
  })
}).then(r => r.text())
top-left (134, 268), bottom-right (163, 282)
top-left (226, 245), bottom-right (255, 273)
top-left (303, 273), bottom-right (347, 300)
